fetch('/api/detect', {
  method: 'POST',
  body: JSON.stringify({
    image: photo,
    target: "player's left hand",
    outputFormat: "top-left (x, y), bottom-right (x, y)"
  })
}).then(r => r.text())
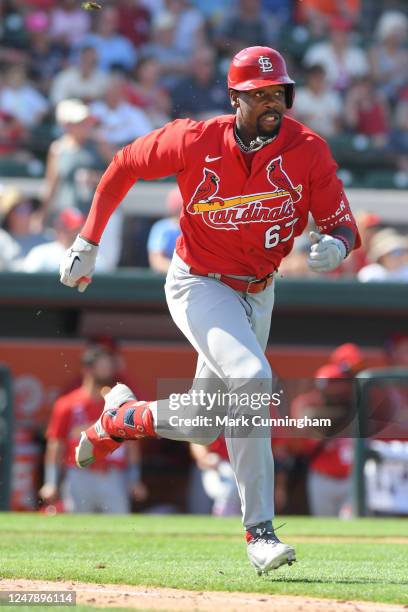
top-left (307, 231), bottom-right (346, 273)
top-left (59, 235), bottom-right (98, 292)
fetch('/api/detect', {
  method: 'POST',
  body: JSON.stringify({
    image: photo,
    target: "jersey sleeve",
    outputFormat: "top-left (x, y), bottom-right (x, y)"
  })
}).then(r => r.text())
top-left (81, 119), bottom-right (191, 243)
top-left (309, 139), bottom-right (361, 250)
top-left (46, 397), bottom-right (70, 441)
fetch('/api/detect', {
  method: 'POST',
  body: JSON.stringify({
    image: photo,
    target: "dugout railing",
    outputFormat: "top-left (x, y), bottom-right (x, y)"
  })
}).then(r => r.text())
top-left (353, 367), bottom-right (408, 516)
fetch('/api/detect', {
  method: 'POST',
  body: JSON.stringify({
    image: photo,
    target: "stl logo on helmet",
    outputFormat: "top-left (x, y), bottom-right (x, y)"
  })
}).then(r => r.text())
top-left (258, 56), bottom-right (273, 73)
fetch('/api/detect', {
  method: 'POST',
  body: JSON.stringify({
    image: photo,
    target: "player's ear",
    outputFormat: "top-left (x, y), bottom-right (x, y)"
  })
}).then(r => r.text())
top-left (229, 89), bottom-right (239, 110)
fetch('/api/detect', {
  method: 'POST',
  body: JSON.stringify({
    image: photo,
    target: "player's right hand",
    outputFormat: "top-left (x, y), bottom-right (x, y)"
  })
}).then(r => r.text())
top-left (59, 235), bottom-right (98, 292)
top-left (39, 483), bottom-right (58, 503)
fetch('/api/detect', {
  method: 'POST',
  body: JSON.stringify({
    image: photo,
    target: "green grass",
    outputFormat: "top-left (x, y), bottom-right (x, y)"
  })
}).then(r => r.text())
top-left (0, 514), bottom-right (407, 605)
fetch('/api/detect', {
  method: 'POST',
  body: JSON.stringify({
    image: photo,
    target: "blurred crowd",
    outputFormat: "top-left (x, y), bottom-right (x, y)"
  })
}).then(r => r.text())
top-left (0, 0), bottom-right (407, 276)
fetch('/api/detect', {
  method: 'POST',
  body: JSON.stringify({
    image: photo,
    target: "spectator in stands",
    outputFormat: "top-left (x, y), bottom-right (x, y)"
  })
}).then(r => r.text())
top-left (39, 344), bottom-right (147, 513)
top-left (43, 99), bottom-right (113, 217)
top-left (191, 0), bottom-right (234, 22)
top-left (297, 0), bottom-right (361, 36)
top-left (303, 16), bottom-right (369, 93)
top-left (43, 99), bottom-right (122, 268)
top-left (358, 229), bottom-right (408, 282)
top-left (171, 46), bottom-right (230, 120)
top-left (22, 206), bottom-right (84, 273)
top-left (342, 210), bottom-right (382, 274)
top-left (22, 206), bottom-right (118, 273)
top-left (49, 0), bottom-right (91, 48)
top-left (0, 1), bottom-right (30, 51)
top-left (0, 110), bottom-right (27, 158)
top-left (344, 76), bottom-right (390, 149)
top-left (0, 64), bottom-right (48, 128)
top-left (117, 0), bottom-right (151, 49)
top-left (292, 64), bottom-right (342, 138)
top-left (388, 93), bottom-right (408, 172)
top-left (190, 437), bottom-right (241, 516)
top-left (141, 11), bottom-right (188, 89)
top-left (25, 11), bottom-right (67, 92)
top-left (80, 6), bottom-right (137, 72)
top-left (290, 363), bottom-right (354, 517)
top-left (369, 11), bottom-right (408, 105)
top-left (125, 56), bottom-right (171, 128)
top-left (262, 0), bottom-right (293, 28)
top-left (0, 187), bottom-right (51, 258)
top-left (50, 46), bottom-right (109, 106)
top-left (0, 227), bottom-right (20, 270)
top-left (165, 0), bottom-right (206, 55)
top-left (215, 0), bottom-right (278, 57)
top-left (147, 187), bottom-right (182, 273)
top-left (90, 73), bottom-right (153, 148)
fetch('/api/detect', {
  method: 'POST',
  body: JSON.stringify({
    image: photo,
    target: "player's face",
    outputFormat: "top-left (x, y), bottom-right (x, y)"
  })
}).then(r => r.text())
top-left (90, 354), bottom-right (117, 386)
top-left (231, 85), bottom-right (286, 141)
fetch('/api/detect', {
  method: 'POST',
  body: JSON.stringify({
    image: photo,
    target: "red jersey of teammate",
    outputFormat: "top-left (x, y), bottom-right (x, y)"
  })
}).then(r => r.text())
top-left (290, 388), bottom-right (353, 479)
top-left (208, 435), bottom-right (229, 461)
top-left (82, 115), bottom-right (360, 278)
top-left (46, 387), bottom-right (127, 470)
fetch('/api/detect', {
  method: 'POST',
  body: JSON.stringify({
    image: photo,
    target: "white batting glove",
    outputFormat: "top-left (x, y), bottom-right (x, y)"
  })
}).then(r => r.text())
top-left (307, 231), bottom-right (346, 273)
top-left (59, 235), bottom-right (98, 292)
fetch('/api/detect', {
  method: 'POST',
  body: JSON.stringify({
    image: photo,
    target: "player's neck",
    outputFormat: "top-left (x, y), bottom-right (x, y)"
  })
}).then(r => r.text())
top-left (234, 121), bottom-right (256, 147)
top-left (234, 122), bottom-right (279, 153)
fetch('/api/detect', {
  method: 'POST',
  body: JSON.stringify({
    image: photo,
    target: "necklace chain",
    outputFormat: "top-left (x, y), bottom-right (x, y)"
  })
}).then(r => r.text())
top-left (234, 126), bottom-right (276, 153)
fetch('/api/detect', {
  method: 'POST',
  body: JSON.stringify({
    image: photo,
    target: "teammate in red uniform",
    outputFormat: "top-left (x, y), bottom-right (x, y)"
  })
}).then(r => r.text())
top-left (39, 345), bottom-right (146, 513)
top-left (59, 47), bottom-right (360, 573)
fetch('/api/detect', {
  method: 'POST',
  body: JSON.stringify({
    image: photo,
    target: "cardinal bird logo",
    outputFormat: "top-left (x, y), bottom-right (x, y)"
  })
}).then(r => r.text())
top-left (267, 156), bottom-right (302, 205)
top-left (187, 168), bottom-right (220, 214)
top-left (187, 157), bottom-right (302, 230)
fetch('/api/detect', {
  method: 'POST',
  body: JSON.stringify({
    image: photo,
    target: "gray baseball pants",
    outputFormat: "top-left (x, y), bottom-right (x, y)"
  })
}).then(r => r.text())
top-left (154, 253), bottom-right (275, 528)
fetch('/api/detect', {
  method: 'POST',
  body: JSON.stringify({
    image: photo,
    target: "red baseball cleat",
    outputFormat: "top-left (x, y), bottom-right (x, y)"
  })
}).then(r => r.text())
top-left (75, 383), bottom-right (157, 468)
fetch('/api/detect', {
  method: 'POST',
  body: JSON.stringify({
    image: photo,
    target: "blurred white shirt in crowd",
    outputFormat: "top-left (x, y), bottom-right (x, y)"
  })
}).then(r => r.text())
top-left (90, 101), bottom-right (153, 146)
top-left (0, 86), bottom-right (48, 127)
top-left (304, 43), bottom-right (369, 90)
top-left (358, 263), bottom-right (408, 282)
top-left (293, 88), bottom-right (342, 137)
top-left (50, 66), bottom-right (109, 105)
top-left (0, 228), bottom-right (20, 270)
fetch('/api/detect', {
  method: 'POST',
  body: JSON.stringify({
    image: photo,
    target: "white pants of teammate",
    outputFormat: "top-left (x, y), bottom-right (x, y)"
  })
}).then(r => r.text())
top-left (62, 467), bottom-right (130, 514)
top-left (307, 470), bottom-right (351, 517)
top-left (202, 460), bottom-right (242, 517)
top-left (158, 253), bottom-right (275, 528)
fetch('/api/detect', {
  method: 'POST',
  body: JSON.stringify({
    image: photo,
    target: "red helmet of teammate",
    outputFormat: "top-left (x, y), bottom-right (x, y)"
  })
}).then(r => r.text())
top-left (228, 46), bottom-right (295, 109)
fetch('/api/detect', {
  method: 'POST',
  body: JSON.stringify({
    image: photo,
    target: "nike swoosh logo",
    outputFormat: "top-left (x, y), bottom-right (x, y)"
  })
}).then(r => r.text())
top-left (70, 255), bottom-right (80, 275)
top-left (205, 155), bottom-right (222, 162)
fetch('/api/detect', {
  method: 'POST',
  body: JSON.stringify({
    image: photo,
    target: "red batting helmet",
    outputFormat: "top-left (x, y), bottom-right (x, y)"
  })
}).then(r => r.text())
top-left (228, 46), bottom-right (295, 109)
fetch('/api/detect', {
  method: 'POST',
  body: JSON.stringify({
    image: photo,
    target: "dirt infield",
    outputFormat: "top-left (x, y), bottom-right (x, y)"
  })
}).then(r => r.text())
top-left (0, 579), bottom-right (405, 612)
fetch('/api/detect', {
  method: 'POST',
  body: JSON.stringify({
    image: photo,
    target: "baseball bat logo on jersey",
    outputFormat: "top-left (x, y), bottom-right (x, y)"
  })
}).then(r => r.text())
top-left (187, 157), bottom-right (302, 230)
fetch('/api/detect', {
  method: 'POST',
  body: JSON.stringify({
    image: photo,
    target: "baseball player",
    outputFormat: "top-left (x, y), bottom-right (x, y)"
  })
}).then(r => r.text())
top-left (59, 46), bottom-right (360, 574)
top-left (39, 345), bottom-right (147, 513)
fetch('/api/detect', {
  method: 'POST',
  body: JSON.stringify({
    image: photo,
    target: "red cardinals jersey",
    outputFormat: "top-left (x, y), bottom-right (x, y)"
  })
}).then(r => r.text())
top-left (46, 387), bottom-right (127, 470)
top-left (82, 114), bottom-right (360, 278)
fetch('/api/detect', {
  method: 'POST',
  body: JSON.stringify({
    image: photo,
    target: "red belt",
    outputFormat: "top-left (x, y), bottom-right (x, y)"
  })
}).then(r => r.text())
top-left (190, 267), bottom-right (275, 294)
